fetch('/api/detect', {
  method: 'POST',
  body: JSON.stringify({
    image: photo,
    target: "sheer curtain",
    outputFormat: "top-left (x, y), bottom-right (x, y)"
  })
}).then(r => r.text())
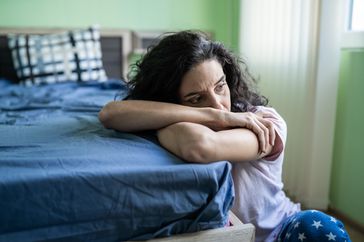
top-left (239, 0), bottom-right (343, 209)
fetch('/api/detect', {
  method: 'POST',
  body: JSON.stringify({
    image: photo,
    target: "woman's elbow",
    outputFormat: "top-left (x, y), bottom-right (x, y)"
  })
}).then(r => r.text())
top-left (158, 122), bottom-right (217, 163)
top-left (98, 103), bottom-right (114, 128)
top-left (181, 134), bottom-right (215, 163)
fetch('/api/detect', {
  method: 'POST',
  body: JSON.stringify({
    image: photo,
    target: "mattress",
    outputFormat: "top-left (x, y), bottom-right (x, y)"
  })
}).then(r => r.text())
top-left (0, 79), bottom-right (234, 242)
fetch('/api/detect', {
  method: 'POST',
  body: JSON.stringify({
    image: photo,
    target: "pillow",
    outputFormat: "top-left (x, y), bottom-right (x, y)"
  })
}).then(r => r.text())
top-left (8, 26), bottom-right (107, 85)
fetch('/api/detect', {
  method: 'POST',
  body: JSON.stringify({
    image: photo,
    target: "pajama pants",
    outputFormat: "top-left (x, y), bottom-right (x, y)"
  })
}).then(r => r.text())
top-left (276, 210), bottom-right (351, 242)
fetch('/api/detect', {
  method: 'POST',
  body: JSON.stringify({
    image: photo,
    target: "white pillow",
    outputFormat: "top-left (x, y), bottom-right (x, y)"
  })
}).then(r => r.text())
top-left (8, 26), bottom-right (107, 85)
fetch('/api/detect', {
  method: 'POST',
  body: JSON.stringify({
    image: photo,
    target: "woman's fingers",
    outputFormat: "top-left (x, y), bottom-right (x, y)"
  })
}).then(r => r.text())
top-left (248, 120), bottom-right (266, 153)
top-left (253, 118), bottom-right (269, 153)
top-left (241, 112), bottom-right (268, 153)
top-left (258, 117), bottom-right (275, 146)
top-left (228, 111), bottom-right (275, 153)
top-left (236, 112), bottom-right (275, 154)
top-left (255, 111), bottom-right (276, 146)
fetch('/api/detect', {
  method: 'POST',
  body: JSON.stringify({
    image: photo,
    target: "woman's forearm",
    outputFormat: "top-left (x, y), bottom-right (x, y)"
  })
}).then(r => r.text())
top-left (99, 100), bottom-right (274, 153)
top-left (98, 100), bottom-right (226, 132)
top-left (157, 122), bottom-right (272, 163)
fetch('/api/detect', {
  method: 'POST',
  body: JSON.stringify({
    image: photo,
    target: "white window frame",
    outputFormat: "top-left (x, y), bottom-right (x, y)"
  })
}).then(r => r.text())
top-left (341, 0), bottom-right (364, 49)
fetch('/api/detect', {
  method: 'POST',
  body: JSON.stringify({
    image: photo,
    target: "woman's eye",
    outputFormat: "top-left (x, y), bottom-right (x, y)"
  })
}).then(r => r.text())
top-left (189, 96), bottom-right (201, 104)
top-left (215, 83), bottom-right (226, 93)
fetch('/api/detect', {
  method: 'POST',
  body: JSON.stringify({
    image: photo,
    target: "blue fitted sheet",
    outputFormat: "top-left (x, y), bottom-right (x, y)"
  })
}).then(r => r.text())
top-left (0, 79), bottom-right (234, 242)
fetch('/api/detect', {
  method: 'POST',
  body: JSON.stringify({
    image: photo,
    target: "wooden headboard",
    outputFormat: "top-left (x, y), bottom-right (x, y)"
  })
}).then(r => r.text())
top-left (0, 27), bottom-right (132, 82)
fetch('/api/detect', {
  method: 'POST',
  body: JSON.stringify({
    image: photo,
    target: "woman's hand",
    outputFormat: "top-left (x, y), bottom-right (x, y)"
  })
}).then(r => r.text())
top-left (223, 111), bottom-right (276, 154)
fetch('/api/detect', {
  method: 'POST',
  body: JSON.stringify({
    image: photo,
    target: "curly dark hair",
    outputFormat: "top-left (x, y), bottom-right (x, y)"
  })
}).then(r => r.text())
top-left (126, 30), bottom-right (268, 112)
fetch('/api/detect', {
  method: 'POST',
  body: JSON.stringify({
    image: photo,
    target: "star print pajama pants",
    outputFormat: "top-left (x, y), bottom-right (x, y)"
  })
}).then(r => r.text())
top-left (276, 210), bottom-right (351, 242)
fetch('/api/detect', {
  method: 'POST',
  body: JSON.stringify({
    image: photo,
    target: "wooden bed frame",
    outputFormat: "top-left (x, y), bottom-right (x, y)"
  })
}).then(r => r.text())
top-left (0, 27), bottom-right (255, 242)
top-left (136, 212), bottom-right (255, 242)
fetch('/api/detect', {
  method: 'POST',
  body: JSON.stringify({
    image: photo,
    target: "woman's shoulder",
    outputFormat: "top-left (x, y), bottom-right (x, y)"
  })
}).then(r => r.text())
top-left (252, 106), bottom-right (285, 123)
top-left (251, 105), bottom-right (279, 114)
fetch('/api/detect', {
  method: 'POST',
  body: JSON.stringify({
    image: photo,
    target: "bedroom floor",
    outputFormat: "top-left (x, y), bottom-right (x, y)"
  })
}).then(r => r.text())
top-left (345, 224), bottom-right (364, 242)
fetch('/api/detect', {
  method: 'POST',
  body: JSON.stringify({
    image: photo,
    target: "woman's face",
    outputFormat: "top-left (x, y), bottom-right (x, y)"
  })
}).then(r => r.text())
top-left (179, 59), bottom-right (231, 111)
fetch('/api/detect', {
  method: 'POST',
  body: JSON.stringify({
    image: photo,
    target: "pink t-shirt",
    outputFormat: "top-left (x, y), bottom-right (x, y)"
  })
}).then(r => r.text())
top-left (231, 106), bottom-right (300, 242)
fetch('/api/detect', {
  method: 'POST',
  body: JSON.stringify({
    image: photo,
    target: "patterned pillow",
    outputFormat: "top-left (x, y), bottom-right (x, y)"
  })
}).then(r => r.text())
top-left (8, 27), bottom-right (107, 85)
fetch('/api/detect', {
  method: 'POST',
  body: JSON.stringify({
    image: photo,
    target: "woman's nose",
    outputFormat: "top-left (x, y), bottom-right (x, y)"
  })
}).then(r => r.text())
top-left (209, 95), bottom-right (224, 110)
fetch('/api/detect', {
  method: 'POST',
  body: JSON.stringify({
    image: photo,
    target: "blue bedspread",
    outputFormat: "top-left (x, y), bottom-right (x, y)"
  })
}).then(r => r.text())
top-left (0, 79), bottom-right (234, 242)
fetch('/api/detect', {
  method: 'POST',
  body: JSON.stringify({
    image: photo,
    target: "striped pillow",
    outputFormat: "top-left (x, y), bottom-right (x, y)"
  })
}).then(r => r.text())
top-left (8, 27), bottom-right (107, 85)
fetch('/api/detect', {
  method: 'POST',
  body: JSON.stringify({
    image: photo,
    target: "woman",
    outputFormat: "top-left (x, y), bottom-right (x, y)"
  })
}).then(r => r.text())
top-left (99, 31), bottom-right (350, 242)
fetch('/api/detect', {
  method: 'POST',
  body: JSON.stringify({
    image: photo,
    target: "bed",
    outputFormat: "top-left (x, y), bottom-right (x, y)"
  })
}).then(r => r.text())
top-left (0, 27), bottom-right (255, 242)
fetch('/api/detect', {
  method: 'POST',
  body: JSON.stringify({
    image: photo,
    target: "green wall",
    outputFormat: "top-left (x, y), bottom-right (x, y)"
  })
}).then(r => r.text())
top-left (0, 0), bottom-right (240, 52)
top-left (330, 49), bottom-right (364, 225)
